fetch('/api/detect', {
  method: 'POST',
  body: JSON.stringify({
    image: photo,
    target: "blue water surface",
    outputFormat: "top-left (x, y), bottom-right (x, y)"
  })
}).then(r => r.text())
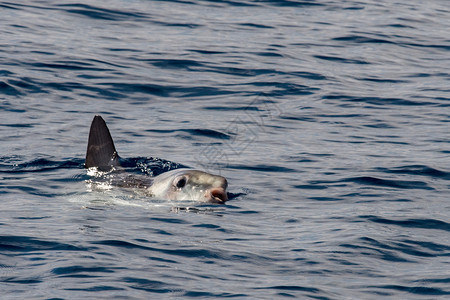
top-left (1, 0), bottom-right (450, 299)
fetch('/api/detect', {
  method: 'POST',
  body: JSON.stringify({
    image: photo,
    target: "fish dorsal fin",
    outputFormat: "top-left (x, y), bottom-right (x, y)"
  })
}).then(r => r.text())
top-left (85, 115), bottom-right (120, 170)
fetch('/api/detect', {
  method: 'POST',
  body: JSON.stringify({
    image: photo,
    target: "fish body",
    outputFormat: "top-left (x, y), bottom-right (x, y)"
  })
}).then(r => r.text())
top-left (85, 115), bottom-right (228, 203)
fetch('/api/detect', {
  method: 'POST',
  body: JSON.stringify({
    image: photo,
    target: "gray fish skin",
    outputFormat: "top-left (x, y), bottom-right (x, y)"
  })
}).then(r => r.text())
top-left (85, 115), bottom-right (228, 204)
top-left (85, 115), bottom-right (120, 171)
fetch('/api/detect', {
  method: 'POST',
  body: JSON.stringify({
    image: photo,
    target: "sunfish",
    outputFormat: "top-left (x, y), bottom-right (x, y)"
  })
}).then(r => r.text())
top-left (85, 115), bottom-right (228, 204)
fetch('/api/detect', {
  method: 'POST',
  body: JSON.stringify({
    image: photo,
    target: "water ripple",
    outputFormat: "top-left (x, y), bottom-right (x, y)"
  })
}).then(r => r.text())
top-left (342, 176), bottom-right (433, 190)
top-left (360, 216), bottom-right (450, 232)
top-left (0, 157), bottom-right (83, 174)
top-left (56, 3), bottom-right (149, 21)
top-left (0, 236), bottom-right (85, 252)
top-left (367, 285), bottom-right (450, 296)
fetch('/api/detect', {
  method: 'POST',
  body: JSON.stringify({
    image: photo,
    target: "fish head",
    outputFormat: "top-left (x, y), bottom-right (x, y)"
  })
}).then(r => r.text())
top-left (148, 169), bottom-right (228, 203)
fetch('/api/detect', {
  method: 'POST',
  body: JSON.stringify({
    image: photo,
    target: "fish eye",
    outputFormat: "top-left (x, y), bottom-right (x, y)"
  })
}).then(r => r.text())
top-left (174, 176), bottom-right (187, 189)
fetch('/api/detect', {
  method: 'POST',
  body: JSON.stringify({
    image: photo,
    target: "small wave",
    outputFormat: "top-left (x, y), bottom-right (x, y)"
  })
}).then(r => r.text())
top-left (0, 235), bottom-right (85, 252)
top-left (322, 94), bottom-right (435, 106)
top-left (92, 239), bottom-right (224, 260)
top-left (333, 35), bottom-right (396, 44)
top-left (354, 237), bottom-right (450, 259)
top-left (305, 175), bottom-right (433, 190)
top-left (238, 22), bottom-right (275, 29)
top-left (257, 0), bottom-right (324, 7)
top-left (253, 285), bottom-right (323, 299)
top-left (375, 165), bottom-right (450, 180)
top-left (227, 164), bottom-right (298, 173)
top-left (0, 157), bottom-right (84, 174)
top-left (55, 3), bottom-right (148, 21)
top-left (0, 80), bottom-right (23, 96)
top-left (52, 265), bottom-right (117, 276)
top-left (360, 216), bottom-right (450, 232)
top-left (98, 82), bottom-right (236, 98)
top-left (367, 285), bottom-right (450, 296)
top-left (144, 128), bottom-right (230, 140)
top-left (145, 58), bottom-right (204, 70)
top-left (121, 277), bottom-right (177, 294)
top-left (1, 77), bottom-right (46, 95)
top-left (254, 285), bottom-right (320, 293)
top-left (342, 176), bottom-right (433, 190)
top-left (314, 55), bottom-right (370, 65)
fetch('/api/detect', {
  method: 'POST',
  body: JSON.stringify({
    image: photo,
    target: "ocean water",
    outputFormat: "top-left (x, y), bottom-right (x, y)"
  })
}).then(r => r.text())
top-left (1, 0), bottom-right (449, 299)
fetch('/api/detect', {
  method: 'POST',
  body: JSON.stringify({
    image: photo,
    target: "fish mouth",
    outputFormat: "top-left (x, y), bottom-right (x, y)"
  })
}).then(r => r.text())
top-left (206, 188), bottom-right (228, 204)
